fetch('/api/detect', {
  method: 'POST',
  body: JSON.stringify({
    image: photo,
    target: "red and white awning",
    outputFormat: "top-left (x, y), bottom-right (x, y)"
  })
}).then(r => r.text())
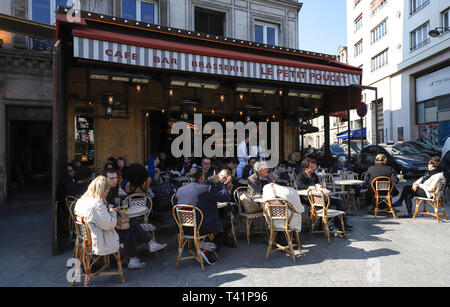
top-left (73, 29), bottom-right (361, 87)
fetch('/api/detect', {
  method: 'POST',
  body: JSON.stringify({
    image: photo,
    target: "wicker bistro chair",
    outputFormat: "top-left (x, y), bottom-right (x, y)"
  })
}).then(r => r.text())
top-left (262, 198), bottom-right (301, 262)
top-left (414, 178), bottom-right (447, 223)
top-left (307, 188), bottom-right (347, 244)
top-left (344, 171), bottom-right (360, 211)
top-left (328, 173), bottom-right (348, 197)
top-left (233, 186), bottom-right (267, 244)
top-left (172, 205), bottom-right (217, 272)
top-left (124, 192), bottom-right (156, 239)
top-left (371, 176), bottom-right (396, 219)
top-left (355, 171), bottom-right (369, 209)
top-left (72, 214), bottom-right (125, 287)
top-left (65, 195), bottom-right (78, 242)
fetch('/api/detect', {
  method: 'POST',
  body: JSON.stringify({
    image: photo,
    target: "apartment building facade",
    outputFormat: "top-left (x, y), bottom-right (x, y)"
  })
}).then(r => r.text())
top-left (347, 0), bottom-right (449, 148)
top-left (0, 0), bottom-right (302, 201)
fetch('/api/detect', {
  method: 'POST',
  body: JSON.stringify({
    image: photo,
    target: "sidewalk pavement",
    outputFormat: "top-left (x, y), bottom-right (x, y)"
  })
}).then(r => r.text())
top-left (1, 181), bottom-right (449, 287)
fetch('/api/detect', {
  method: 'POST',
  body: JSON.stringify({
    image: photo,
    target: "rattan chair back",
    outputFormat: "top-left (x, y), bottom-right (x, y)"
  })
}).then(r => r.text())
top-left (172, 205), bottom-right (204, 233)
top-left (125, 193), bottom-right (153, 223)
top-left (263, 198), bottom-right (294, 230)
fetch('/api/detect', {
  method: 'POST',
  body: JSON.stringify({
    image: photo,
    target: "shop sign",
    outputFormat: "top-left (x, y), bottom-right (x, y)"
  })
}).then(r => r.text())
top-left (416, 66), bottom-right (450, 102)
top-left (74, 37), bottom-right (361, 87)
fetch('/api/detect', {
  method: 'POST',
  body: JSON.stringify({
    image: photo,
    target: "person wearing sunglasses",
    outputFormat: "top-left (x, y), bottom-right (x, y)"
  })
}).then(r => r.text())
top-left (394, 157), bottom-right (444, 218)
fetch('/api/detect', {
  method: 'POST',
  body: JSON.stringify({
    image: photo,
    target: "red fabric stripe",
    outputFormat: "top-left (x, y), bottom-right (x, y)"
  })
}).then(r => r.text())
top-left (72, 28), bottom-right (362, 78)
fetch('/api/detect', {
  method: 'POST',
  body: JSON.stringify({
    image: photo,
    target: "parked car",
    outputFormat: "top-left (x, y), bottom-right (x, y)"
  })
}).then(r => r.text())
top-left (402, 141), bottom-right (441, 158)
top-left (353, 142), bottom-right (429, 177)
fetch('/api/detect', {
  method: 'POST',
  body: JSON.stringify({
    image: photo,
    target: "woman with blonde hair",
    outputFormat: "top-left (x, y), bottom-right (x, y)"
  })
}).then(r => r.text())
top-left (74, 175), bottom-right (120, 257)
top-left (75, 175), bottom-right (166, 269)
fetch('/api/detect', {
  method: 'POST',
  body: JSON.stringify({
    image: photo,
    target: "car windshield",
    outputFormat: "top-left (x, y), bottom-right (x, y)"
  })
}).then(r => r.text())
top-left (385, 143), bottom-right (422, 155)
top-left (414, 141), bottom-right (435, 150)
top-left (351, 141), bottom-right (369, 152)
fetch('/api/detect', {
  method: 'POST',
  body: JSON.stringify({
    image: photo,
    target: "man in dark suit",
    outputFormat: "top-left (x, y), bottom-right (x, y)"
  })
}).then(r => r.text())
top-left (247, 161), bottom-right (274, 195)
top-left (363, 153), bottom-right (400, 212)
top-left (174, 167), bottom-right (232, 260)
top-left (296, 158), bottom-right (352, 230)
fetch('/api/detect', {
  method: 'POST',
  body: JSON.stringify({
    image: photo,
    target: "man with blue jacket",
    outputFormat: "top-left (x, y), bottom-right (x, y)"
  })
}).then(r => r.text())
top-left (174, 167), bottom-right (231, 264)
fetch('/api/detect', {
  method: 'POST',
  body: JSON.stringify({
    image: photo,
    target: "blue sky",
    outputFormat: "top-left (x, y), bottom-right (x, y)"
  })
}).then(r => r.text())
top-left (298, 0), bottom-right (347, 56)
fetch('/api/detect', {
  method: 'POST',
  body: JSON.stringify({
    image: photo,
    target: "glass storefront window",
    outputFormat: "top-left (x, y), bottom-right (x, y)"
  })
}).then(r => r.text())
top-left (424, 105), bottom-right (437, 123)
top-left (74, 116), bottom-right (95, 165)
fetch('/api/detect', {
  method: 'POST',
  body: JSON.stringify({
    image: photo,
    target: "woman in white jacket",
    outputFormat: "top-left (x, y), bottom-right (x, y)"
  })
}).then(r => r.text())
top-left (74, 175), bottom-right (121, 257)
top-left (394, 157), bottom-right (444, 218)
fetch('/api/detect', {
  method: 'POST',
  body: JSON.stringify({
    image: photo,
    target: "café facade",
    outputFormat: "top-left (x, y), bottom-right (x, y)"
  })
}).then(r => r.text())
top-left (52, 7), bottom-right (362, 253)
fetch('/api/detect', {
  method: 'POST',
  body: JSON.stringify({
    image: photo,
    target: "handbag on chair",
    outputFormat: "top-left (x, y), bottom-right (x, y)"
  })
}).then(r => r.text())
top-left (239, 193), bottom-right (262, 214)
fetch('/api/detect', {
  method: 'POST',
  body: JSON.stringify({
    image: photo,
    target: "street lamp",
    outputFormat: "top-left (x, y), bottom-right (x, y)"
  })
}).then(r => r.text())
top-left (428, 27), bottom-right (450, 38)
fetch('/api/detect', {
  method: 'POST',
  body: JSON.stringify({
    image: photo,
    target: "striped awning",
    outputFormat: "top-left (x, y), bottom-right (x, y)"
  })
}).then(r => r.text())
top-left (73, 30), bottom-right (361, 87)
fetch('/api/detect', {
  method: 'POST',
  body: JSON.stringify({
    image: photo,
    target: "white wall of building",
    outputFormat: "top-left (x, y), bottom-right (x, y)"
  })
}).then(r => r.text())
top-left (346, 0), bottom-right (449, 146)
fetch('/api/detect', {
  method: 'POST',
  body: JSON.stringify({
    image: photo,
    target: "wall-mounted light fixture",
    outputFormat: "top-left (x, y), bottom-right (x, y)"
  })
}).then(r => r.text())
top-left (288, 90), bottom-right (323, 99)
top-left (219, 94), bottom-right (225, 103)
top-left (89, 71), bottom-right (151, 84)
top-left (428, 27), bottom-right (450, 37)
top-left (236, 84), bottom-right (278, 95)
top-left (169, 78), bottom-right (220, 89)
top-left (169, 88), bottom-right (174, 96)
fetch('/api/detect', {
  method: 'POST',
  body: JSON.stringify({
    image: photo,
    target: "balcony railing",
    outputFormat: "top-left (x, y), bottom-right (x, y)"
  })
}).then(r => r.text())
top-left (410, 38), bottom-right (430, 51)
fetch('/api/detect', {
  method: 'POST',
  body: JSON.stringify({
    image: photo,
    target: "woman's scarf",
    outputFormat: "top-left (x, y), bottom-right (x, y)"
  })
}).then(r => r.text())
top-left (420, 167), bottom-right (442, 184)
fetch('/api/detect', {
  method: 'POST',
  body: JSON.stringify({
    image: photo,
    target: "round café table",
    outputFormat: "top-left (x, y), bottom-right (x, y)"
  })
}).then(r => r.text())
top-left (123, 205), bottom-right (149, 219)
top-left (173, 176), bottom-right (190, 183)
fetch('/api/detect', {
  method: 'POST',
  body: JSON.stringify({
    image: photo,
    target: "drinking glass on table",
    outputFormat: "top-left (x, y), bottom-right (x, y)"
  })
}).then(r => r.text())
top-left (114, 197), bottom-right (121, 208)
top-left (121, 199), bottom-right (129, 213)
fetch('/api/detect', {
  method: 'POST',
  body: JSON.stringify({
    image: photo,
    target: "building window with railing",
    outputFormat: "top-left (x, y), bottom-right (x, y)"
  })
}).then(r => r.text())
top-left (354, 40), bottom-right (363, 57)
top-left (410, 0), bottom-right (429, 15)
top-left (371, 19), bottom-right (387, 43)
top-left (442, 7), bottom-right (450, 35)
top-left (371, 0), bottom-right (387, 16)
top-left (122, 0), bottom-right (159, 24)
top-left (354, 14), bottom-right (363, 32)
top-left (371, 48), bottom-right (388, 71)
top-left (410, 22), bottom-right (430, 51)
